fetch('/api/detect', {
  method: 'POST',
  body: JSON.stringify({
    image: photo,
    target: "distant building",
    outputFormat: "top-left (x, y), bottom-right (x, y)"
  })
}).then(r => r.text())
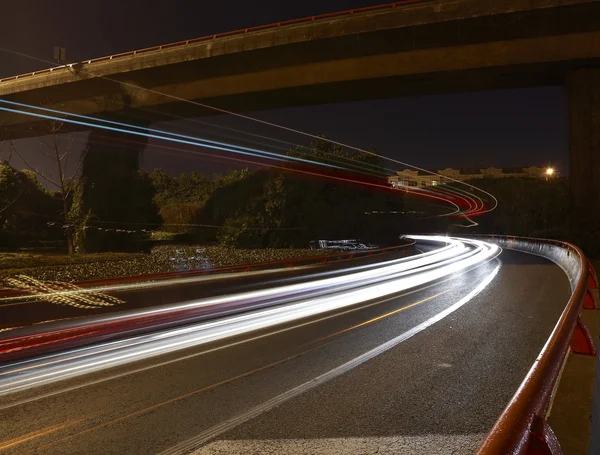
top-left (388, 166), bottom-right (558, 189)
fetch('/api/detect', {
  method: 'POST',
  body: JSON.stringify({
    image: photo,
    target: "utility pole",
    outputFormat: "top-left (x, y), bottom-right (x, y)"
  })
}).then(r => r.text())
top-left (53, 46), bottom-right (66, 65)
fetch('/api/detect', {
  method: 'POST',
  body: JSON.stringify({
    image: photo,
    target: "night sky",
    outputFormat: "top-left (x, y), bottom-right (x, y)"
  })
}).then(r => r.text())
top-left (2, 0), bottom-right (568, 178)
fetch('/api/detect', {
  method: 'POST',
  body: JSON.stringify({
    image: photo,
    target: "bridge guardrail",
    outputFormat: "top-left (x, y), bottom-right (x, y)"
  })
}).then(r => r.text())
top-left (472, 234), bottom-right (597, 455)
top-left (0, 0), bottom-right (430, 83)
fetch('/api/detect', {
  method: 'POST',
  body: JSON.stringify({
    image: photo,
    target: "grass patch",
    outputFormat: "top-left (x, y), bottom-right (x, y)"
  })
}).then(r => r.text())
top-left (149, 231), bottom-right (180, 241)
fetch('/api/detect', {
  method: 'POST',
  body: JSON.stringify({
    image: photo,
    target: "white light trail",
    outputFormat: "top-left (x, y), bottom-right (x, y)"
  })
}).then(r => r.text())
top-left (0, 46), bottom-right (498, 216)
top-left (161, 262), bottom-right (502, 455)
top-left (0, 236), bottom-right (499, 396)
top-left (0, 238), bottom-right (456, 329)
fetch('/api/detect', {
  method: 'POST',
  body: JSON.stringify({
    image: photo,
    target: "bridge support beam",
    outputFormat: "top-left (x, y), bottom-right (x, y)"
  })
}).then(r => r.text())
top-left (72, 123), bottom-right (158, 253)
top-left (567, 69), bottom-right (600, 230)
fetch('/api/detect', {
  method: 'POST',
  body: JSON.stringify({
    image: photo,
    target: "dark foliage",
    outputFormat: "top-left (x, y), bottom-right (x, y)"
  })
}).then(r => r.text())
top-left (0, 163), bottom-right (61, 248)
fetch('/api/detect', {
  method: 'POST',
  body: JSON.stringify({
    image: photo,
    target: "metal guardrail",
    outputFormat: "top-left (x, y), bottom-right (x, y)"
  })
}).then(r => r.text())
top-left (473, 234), bottom-right (598, 455)
top-left (0, 0), bottom-right (430, 83)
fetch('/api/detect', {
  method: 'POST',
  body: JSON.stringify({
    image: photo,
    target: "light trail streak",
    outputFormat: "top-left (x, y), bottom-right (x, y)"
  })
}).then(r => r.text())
top-left (419, 185), bottom-right (484, 226)
top-left (0, 101), bottom-right (464, 216)
top-left (0, 101), bottom-right (342, 172)
top-left (85, 133), bottom-right (462, 217)
top-left (1, 100), bottom-right (463, 215)
top-left (4, 275), bottom-right (124, 309)
top-left (114, 100), bottom-right (490, 217)
top-left (0, 266), bottom-right (298, 306)
top-left (4, 290), bottom-right (450, 455)
top-left (0, 244), bottom-right (501, 412)
top-left (0, 239), bottom-right (460, 357)
top-left (0, 46), bottom-right (498, 216)
top-left (160, 260), bottom-right (503, 455)
top-left (0, 236), bottom-right (499, 396)
top-left (0, 238), bottom-right (457, 340)
top-left (2, 99), bottom-right (386, 177)
top-left (0, 281), bottom-right (453, 412)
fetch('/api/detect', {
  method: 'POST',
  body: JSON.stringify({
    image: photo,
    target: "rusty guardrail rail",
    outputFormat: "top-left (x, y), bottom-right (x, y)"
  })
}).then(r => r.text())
top-left (473, 234), bottom-right (598, 455)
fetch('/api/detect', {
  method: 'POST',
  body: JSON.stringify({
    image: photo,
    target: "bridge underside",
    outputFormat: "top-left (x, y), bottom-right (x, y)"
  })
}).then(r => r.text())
top-left (2, 56), bottom-right (599, 139)
top-left (1, 1), bottom-right (599, 137)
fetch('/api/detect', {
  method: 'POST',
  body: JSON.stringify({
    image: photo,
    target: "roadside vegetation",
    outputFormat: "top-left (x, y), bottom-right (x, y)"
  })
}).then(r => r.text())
top-left (0, 136), bottom-right (408, 254)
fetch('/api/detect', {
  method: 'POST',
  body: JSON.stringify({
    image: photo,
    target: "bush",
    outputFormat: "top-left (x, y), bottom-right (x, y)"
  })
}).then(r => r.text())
top-left (218, 216), bottom-right (266, 248)
top-left (159, 202), bottom-right (204, 233)
top-left (74, 227), bottom-right (144, 253)
top-left (0, 163), bottom-right (60, 248)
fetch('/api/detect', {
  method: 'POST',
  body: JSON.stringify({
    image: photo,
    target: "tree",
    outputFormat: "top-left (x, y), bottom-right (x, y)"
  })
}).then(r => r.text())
top-left (149, 168), bottom-right (251, 235)
top-left (288, 136), bottom-right (348, 166)
top-left (288, 138), bottom-right (385, 176)
top-left (0, 162), bottom-right (58, 248)
top-left (352, 146), bottom-right (385, 175)
top-left (197, 140), bottom-right (404, 248)
top-left (149, 168), bottom-right (174, 207)
top-left (217, 215), bottom-right (265, 248)
top-left (0, 162), bottom-right (22, 232)
top-left (8, 121), bottom-right (81, 254)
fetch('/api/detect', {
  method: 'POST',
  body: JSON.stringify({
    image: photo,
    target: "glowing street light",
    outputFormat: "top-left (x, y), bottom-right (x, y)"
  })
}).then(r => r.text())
top-left (545, 167), bottom-right (555, 181)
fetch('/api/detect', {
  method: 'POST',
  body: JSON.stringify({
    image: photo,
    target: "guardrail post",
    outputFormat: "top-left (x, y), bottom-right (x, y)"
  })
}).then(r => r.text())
top-left (570, 317), bottom-right (596, 356)
top-left (588, 262), bottom-right (598, 289)
top-left (527, 415), bottom-right (562, 455)
top-left (583, 288), bottom-right (598, 310)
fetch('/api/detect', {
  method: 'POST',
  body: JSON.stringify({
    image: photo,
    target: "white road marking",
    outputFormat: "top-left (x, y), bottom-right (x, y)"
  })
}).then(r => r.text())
top-left (161, 264), bottom-right (501, 455)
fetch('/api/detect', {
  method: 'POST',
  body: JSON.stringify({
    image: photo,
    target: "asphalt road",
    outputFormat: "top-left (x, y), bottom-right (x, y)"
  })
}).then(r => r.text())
top-left (0, 248), bottom-right (570, 455)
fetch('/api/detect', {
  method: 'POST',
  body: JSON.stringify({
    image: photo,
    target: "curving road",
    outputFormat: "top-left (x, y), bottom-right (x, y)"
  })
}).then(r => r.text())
top-left (0, 237), bottom-right (571, 455)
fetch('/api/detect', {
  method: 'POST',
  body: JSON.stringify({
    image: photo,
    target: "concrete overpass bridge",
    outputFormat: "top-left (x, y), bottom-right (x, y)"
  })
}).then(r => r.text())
top-left (0, 0), bottom-right (599, 215)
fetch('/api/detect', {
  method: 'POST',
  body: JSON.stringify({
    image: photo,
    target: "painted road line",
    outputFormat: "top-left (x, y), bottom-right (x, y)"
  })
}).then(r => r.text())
top-left (160, 263), bottom-right (501, 455)
top-left (4, 290), bottom-right (450, 454)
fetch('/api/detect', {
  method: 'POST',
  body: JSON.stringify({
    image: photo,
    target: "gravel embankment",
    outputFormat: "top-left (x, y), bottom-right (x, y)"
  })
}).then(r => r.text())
top-left (0, 245), bottom-right (332, 283)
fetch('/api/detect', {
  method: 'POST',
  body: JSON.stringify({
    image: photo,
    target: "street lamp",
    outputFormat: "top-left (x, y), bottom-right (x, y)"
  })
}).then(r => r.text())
top-left (545, 167), bottom-right (555, 181)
